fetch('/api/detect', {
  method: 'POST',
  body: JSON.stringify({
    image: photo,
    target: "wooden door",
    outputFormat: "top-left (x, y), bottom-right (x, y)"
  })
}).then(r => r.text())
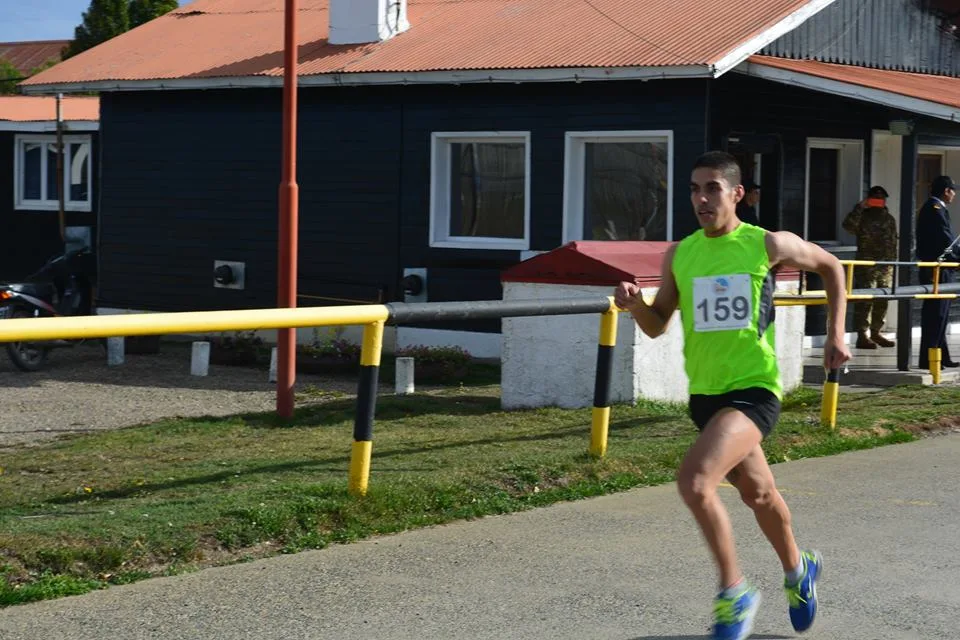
top-left (808, 148), bottom-right (839, 242)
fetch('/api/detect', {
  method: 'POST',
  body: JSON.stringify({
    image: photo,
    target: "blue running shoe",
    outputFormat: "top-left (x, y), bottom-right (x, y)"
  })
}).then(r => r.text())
top-left (713, 583), bottom-right (761, 640)
top-left (784, 550), bottom-right (823, 632)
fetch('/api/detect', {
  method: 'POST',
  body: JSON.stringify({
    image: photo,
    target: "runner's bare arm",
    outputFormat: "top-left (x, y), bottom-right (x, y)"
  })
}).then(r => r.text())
top-left (765, 231), bottom-right (851, 369)
top-left (614, 244), bottom-right (680, 338)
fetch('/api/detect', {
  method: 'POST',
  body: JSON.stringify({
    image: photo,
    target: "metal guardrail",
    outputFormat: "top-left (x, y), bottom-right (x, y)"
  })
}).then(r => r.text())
top-left (2, 261), bottom-right (958, 494)
top-left (0, 297), bottom-right (617, 497)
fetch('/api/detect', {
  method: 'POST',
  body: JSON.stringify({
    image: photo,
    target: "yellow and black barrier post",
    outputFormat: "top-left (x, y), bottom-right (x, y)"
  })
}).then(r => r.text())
top-left (590, 300), bottom-right (618, 458)
top-left (930, 263), bottom-right (943, 385)
top-left (820, 367), bottom-right (840, 429)
top-left (929, 347), bottom-right (943, 385)
top-left (349, 319), bottom-right (385, 497)
top-left (844, 262), bottom-right (855, 296)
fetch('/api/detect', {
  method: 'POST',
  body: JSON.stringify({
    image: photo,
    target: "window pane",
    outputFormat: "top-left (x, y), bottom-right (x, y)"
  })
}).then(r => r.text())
top-left (584, 141), bottom-right (668, 241)
top-left (449, 142), bottom-right (525, 239)
top-left (47, 144), bottom-right (59, 202)
top-left (69, 142), bottom-right (91, 203)
top-left (22, 142), bottom-right (43, 200)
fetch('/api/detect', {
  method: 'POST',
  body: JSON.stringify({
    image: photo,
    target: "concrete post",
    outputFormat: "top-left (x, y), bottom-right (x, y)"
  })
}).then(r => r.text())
top-left (269, 347), bottom-right (278, 383)
top-left (395, 356), bottom-right (415, 395)
top-left (191, 341), bottom-right (210, 377)
top-left (106, 337), bottom-right (124, 366)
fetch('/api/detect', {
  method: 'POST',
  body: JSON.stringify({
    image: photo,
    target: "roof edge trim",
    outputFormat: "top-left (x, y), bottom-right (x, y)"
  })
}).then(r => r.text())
top-left (711, 0), bottom-right (839, 77)
top-left (0, 121), bottom-right (99, 132)
top-left (736, 59), bottom-right (960, 123)
top-left (19, 64), bottom-right (714, 94)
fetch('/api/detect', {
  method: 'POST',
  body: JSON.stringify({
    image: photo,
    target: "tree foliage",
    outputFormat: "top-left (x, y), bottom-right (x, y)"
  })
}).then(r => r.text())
top-left (0, 58), bottom-right (61, 95)
top-left (0, 58), bottom-right (20, 95)
top-left (64, 0), bottom-right (180, 60)
top-left (129, 0), bottom-right (179, 27)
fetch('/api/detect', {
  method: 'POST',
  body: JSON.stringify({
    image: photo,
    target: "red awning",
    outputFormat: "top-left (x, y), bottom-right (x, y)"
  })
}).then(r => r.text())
top-left (502, 241), bottom-right (671, 287)
top-left (502, 240), bottom-right (800, 288)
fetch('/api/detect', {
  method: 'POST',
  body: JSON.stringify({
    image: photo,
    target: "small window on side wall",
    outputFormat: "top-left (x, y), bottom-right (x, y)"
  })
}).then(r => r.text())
top-left (14, 134), bottom-right (93, 212)
top-left (430, 132), bottom-right (530, 250)
top-left (563, 131), bottom-right (673, 243)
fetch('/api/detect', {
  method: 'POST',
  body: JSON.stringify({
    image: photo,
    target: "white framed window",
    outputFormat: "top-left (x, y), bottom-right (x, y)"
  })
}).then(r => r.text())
top-left (13, 134), bottom-right (93, 212)
top-left (563, 130), bottom-right (673, 243)
top-left (804, 137), bottom-right (863, 245)
top-left (430, 132), bottom-right (530, 250)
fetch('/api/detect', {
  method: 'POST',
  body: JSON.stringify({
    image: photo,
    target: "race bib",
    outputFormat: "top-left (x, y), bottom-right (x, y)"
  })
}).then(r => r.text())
top-left (692, 274), bottom-right (752, 332)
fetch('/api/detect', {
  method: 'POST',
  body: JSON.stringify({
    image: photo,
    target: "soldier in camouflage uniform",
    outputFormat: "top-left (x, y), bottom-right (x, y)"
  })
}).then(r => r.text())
top-left (842, 185), bottom-right (898, 349)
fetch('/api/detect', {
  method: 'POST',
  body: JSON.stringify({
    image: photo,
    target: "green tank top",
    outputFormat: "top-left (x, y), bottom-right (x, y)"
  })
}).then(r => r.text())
top-left (671, 222), bottom-right (781, 398)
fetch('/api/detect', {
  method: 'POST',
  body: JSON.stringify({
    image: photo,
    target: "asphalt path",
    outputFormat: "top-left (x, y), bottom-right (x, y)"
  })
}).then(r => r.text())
top-left (2, 433), bottom-right (957, 639)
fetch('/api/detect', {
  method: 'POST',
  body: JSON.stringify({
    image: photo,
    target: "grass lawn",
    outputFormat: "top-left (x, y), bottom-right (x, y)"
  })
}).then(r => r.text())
top-left (1, 379), bottom-right (958, 607)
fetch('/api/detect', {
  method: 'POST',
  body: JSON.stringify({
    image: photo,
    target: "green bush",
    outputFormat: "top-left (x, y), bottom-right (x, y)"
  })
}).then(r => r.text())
top-left (394, 345), bottom-right (472, 381)
top-left (206, 330), bottom-right (266, 366)
top-left (297, 327), bottom-right (362, 369)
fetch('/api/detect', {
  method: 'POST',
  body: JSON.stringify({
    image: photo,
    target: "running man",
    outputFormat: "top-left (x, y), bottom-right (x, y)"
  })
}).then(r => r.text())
top-left (614, 151), bottom-right (851, 640)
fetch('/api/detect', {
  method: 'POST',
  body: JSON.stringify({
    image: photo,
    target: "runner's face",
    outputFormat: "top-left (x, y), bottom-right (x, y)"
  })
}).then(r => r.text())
top-left (690, 168), bottom-right (743, 236)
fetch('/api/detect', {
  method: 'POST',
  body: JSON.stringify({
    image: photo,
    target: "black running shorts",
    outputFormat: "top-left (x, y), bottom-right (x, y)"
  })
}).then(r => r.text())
top-left (688, 387), bottom-right (781, 439)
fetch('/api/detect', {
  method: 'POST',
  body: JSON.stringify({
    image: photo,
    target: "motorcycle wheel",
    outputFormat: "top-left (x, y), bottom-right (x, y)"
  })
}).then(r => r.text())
top-left (6, 308), bottom-right (49, 372)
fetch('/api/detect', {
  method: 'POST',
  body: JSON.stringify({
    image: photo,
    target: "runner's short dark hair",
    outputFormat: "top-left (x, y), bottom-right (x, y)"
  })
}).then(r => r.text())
top-left (693, 151), bottom-right (742, 188)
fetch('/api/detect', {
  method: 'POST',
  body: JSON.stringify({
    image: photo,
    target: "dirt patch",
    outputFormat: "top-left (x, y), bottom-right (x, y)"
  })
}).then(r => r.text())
top-left (835, 425), bottom-right (895, 439)
top-left (899, 415), bottom-right (960, 437)
top-left (832, 417), bottom-right (960, 440)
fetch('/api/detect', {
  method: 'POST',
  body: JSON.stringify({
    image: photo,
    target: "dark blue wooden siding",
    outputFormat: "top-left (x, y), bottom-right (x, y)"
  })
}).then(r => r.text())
top-left (762, 0), bottom-right (960, 76)
top-left (710, 73), bottom-right (911, 236)
top-left (0, 131), bottom-right (98, 281)
top-left (712, 74), bottom-right (960, 334)
top-left (97, 81), bottom-right (709, 328)
top-left (98, 89), bottom-right (401, 312)
top-left (711, 72), bottom-right (915, 335)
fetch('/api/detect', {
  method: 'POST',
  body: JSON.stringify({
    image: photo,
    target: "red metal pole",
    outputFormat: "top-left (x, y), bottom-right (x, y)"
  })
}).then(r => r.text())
top-left (277, 0), bottom-right (299, 418)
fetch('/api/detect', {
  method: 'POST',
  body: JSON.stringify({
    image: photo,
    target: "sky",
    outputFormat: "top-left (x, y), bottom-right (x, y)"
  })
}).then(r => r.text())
top-left (0, 0), bottom-right (195, 43)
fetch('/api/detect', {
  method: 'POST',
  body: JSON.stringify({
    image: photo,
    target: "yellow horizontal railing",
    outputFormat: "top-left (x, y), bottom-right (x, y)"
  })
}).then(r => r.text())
top-left (1, 277), bottom-right (955, 494)
top-left (838, 260), bottom-right (960, 267)
top-left (0, 306), bottom-right (390, 342)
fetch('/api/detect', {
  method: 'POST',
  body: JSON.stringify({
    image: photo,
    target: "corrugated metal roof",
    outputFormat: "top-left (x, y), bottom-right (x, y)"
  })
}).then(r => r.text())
top-left (760, 0), bottom-right (960, 77)
top-left (23, 0), bottom-right (824, 87)
top-left (748, 55), bottom-right (960, 110)
top-left (0, 96), bottom-right (99, 122)
top-left (0, 40), bottom-right (68, 75)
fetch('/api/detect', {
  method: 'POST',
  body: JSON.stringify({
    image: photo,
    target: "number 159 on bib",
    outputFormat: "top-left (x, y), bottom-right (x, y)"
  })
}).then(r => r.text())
top-left (692, 274), bottom-right (753, 332)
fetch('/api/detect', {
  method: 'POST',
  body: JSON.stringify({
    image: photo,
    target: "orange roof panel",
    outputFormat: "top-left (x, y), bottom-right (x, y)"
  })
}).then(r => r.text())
top-left (23, 0), bottom-right (826, 87)
top-left (747, 55), bottom-right (960, 110)
top-left (0, 96), bottom-right (99, 122)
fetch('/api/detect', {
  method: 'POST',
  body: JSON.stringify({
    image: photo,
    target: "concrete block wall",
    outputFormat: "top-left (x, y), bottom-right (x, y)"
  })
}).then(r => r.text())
top-left (502, 280), bottom-right (804, 409)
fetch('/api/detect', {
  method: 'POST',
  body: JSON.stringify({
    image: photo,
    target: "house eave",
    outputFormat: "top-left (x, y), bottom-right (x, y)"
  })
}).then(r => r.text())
top-left (711, 0), bottom-right (839, 77)
top-left (735, 60), bottom-right (960, 123)
top-left (0, 120), bottom-right (100, 132)
top-left (19, 64), bottom-right (716, 94)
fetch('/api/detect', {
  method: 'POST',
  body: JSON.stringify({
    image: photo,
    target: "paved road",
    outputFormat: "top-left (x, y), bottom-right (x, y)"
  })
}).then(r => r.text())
top-left (2, 434), bottom-right (957, 640)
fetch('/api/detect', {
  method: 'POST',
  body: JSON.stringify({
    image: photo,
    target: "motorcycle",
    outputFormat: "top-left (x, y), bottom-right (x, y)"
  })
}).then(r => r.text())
top-left (0, 249), bottom-right (96, 371)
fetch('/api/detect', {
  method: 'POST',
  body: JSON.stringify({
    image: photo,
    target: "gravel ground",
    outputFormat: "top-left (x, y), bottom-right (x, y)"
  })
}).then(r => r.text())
top-left (0, 341), bottom-right (368, 450)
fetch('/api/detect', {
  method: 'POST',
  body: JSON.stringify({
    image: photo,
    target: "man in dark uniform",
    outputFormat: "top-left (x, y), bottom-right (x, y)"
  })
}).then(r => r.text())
top-left (736, 179), bottom-right (761, 226)
top-left (916, 175), bottom-right (960, 370)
